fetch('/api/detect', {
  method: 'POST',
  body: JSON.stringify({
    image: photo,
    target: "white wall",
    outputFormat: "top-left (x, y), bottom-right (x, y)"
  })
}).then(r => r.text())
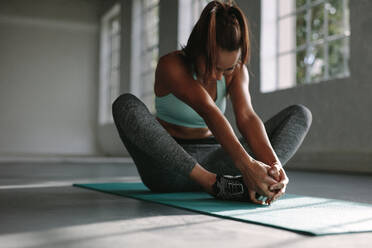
top-left (0, 0), bottom-right (109, 156)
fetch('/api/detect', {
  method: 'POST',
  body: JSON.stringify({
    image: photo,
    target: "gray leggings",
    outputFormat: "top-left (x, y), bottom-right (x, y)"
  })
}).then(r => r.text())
top-left (112, 93), bottom-right (312, 192)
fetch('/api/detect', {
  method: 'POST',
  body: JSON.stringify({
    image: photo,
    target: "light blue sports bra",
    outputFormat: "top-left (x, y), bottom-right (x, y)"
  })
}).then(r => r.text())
top-left (155, 69), bottom-right (227, 128)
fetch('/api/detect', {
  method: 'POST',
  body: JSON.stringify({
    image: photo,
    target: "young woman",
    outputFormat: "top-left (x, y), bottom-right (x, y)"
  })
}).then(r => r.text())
top-left (112, 1), bottom-right (312, 205)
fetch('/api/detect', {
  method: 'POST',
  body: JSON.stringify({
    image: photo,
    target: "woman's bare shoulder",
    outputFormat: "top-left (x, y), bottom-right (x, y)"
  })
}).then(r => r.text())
top-left (157, 51), bottom-right (188, 72)
top-left (155, 51), bottom-right (192, 96)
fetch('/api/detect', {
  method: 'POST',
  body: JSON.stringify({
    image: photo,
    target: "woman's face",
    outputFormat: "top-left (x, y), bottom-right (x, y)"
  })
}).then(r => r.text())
top-left (196, 47), bottom-right (241, 82)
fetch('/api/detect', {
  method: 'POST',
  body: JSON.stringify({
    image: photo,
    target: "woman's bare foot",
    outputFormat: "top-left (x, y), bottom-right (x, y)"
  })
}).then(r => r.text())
top-left (189, 163), bottom-right (216, 195)
top-left (190, 164), bottom-right (253, 201)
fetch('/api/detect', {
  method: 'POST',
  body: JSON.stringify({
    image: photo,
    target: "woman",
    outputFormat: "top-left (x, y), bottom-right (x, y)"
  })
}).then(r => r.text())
top-left (112, 1), bottom-right (312, 205)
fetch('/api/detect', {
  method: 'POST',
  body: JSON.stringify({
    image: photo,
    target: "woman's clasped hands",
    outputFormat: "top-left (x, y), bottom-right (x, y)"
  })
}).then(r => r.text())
top-left (239, 159), bottom-right (289, 205)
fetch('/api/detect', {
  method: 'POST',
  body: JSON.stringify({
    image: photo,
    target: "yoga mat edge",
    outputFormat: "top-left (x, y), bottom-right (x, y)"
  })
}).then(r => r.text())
top-left (73, 183), bottom-right (372, 236)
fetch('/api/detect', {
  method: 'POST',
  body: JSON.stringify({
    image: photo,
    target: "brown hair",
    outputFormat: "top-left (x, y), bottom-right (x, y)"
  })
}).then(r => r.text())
top-left (182, 0), bottom-right (251, 80)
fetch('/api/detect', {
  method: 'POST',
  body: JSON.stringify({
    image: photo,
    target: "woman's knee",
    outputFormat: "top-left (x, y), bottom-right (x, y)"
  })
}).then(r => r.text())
top-left (287, 104), bottom-right (312, 129)
top-left (112, 93), bottom-right (147, 120)
top-left (112, 93), bottom-right (151, 130)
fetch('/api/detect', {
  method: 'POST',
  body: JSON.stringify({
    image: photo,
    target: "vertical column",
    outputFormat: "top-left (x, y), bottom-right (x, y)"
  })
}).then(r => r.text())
top-left (158, 0), bottom-right (179, 57)
top-left (119, 0), bottom-right (132, 94)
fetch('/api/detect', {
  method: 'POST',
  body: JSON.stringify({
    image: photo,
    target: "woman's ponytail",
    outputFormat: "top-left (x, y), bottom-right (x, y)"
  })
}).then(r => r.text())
top-left (229, 5), bottom-right (250, 65)
top-left (205, 4), bottom-right (218, 82)
top-left (182, 1), bottom-right (251, 78)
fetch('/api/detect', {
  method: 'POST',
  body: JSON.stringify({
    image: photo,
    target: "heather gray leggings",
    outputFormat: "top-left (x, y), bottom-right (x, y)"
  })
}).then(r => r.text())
top-left (112, 93), bottom-right (312, 192)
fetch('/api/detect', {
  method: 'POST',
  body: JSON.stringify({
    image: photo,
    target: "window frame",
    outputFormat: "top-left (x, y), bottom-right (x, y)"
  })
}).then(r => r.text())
top-left (130, 0), bottom-right (160, 114)
top-left (99, 3), bottom-right (121, 125)
top-left (260, 0), bottom-right (350, 93)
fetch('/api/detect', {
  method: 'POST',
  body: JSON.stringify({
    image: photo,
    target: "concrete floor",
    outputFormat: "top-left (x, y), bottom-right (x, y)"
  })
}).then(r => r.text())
top-left (1, 159), bottom-right (372, 248)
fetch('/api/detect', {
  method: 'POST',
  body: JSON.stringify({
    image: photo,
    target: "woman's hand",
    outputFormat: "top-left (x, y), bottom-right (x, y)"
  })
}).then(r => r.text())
top-left (267, 166), bottom-right (289, 204)
top-left (238, 159), bottom-right (279, 204)
top-left (268, 161), bottom-right (282, 181)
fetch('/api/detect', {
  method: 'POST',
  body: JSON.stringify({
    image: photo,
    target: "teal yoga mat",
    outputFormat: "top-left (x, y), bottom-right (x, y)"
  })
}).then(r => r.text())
top-left (74, 182), bottom-right (372, 236)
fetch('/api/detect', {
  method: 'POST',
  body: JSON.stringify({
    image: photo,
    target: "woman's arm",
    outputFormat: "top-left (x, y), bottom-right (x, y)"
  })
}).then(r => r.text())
top-left (229, 64), bottom-right (289, 203)
top-left (229, 64), bottom-right (280, 169)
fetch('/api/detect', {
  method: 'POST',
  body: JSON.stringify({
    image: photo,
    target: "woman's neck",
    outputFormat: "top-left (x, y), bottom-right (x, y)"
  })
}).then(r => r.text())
top-left (194, 56), bottom-right (217, 86)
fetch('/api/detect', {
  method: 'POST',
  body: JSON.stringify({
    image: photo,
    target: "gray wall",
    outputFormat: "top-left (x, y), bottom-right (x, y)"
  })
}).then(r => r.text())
top-left (0, 0), bottom-right (112, 156)
top-left (235, 0), bottom-right (372, 172)
top-left (2, 0), bottom-right (371, 173)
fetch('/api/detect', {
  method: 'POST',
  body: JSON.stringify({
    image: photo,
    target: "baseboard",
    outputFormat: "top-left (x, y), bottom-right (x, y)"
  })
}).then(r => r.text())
top-left (286, 151), bottom-right (372, 174)
top-left (1, 152), bottom-right (371, 174)
top-left (0, 154), bottom-right (133, 164)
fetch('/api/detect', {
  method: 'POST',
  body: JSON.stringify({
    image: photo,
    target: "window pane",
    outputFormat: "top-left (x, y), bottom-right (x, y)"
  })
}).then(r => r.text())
top-left (278, 53), bottom-right (296, 88)
top-left (343, 0), bottom-right (350, 35)
top-left (147, 5), bottom-right (159, 25)
top-left (142, 51), bottom-right (152, 73)
top-left (311, 3), bottom-right (325, 41)
top-left (111, 35), bottom-right (120, 52)
top-left (149, 26), bottom-right (159, 47)
top-left (279, 0), bottom-right (295, 16)
top-left (279, 15), bottom-right (296, 53)
top-left (296, 10), bottom-right (307, 47)
top-left (328, 38), bottom-right (349, 78)
top-left (296, 0), bottom-right (306, 8)
top-left (109, 69), bottom-right (120, 102)
top-left (111, 19), bottom-right (120, 34)
top-left (296, 49), bottom-right (306, 84)
top-left (142, 4), bottom-right (159, 31)
top-left (141, 49), bottom-right (157, 73)
top-left (143, 0), bottom-right (158, 9)
top-left (327, 0), bottom-right (344, 36)
top-left (142, 28), bottom-right (158, 54)
top-left (142, 72), bottom-right (155, 94)
top-left (142, 94), bottom-right (155, 113)
top-left (308, 45), bottom-right (325, 82)
top-left (111, 51), bottom-right (120, 69)
top-left (151, 48), bottom-right (158, 70)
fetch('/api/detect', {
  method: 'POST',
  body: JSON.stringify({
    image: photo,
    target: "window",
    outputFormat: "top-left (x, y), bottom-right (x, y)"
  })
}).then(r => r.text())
top-left (261, 0), bottom-right (350, 93)
top-left (139, 0), bottom-right (159, 113)
top-left (191, 0), bottom-right (211, 24)
top-left (99, 4), bottom-right (121, 124)
top-left (178, 0), bottom-right (211, 49)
